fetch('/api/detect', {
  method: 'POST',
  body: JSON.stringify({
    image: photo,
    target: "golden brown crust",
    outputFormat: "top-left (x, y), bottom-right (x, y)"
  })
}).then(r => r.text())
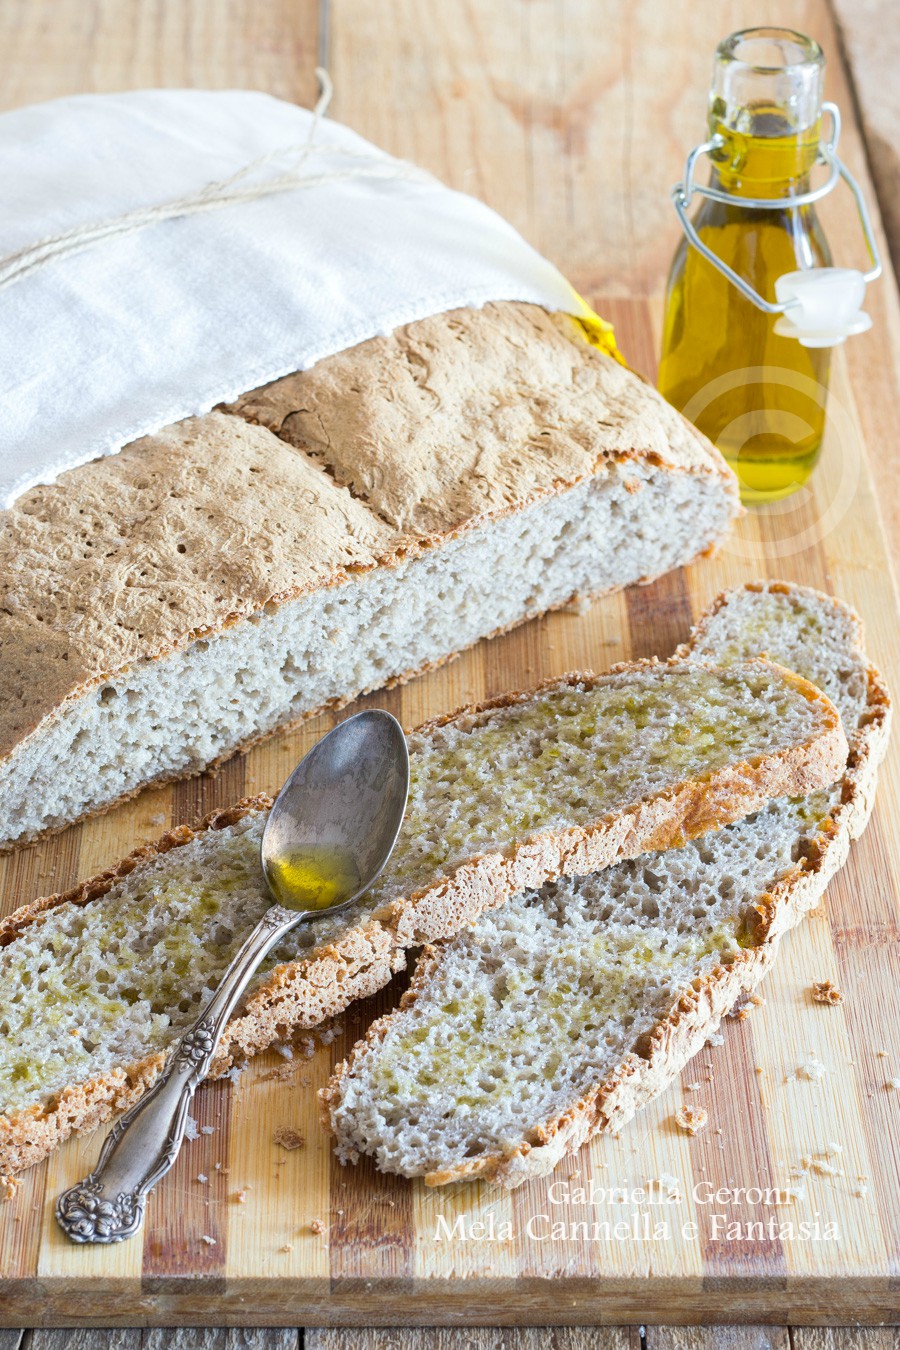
top-left (0, 1053), bottom-right (166, 1180)
top-left (322, 584), bottom-right (891, 1188)
top-left (0, 653), bottom-right (845, 1182)
top-left (226, 304), bottom-right (737, 537)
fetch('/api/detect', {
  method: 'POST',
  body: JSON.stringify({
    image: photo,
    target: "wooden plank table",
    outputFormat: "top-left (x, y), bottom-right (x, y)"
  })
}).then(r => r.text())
top-left (0, 1327), bottom-right (897, 1349)
top-left (832, 0), bottom-right (900, 279)
top-left (0, 0), bottom-right (898, 1334)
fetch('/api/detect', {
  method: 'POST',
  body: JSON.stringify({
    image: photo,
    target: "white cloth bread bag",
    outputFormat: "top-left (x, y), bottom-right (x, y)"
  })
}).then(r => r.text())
top-left (0, 85), bottom-right (615, 507)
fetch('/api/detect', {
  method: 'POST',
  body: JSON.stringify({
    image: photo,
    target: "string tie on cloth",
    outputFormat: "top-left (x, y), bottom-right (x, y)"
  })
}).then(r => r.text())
top-left (0, 81), bottom-right (617, 506)
top-left (0, 70), bottom-right (434, 291)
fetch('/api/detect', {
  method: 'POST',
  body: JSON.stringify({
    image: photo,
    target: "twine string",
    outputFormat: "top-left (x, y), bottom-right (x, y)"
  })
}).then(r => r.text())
top-left (0, 69), bottom-right (433, 292)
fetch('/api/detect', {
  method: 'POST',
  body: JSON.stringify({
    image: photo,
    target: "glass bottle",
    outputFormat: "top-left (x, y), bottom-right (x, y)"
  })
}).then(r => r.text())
top-left (658, 29), bottom-right (833, 503)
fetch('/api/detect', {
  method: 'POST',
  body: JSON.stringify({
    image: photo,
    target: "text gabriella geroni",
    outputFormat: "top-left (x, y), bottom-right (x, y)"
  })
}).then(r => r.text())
top-left (433, 1180), bottom-right (839, 1243)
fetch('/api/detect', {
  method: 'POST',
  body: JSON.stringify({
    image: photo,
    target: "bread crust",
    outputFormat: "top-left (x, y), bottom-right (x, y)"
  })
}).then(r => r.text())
top-left (321, 582), bottom-right (892, 1187)
top-left (0, 652), bottom-right (846, 1181)
top-left (0, 301), bottom-right (741, 849)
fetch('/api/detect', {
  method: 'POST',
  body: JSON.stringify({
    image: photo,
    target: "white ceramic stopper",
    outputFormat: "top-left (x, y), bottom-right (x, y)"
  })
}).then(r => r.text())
top-left (773, 267), bottom-right (872, 347)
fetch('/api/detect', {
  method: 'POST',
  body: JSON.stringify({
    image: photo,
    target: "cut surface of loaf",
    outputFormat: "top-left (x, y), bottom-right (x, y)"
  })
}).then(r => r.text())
top-left (322, 583), bottom-right (891, 1186)
top-left (0, 302), bottom-right (740, 849)
top-left (0, 652), bottom-right (846, 1180)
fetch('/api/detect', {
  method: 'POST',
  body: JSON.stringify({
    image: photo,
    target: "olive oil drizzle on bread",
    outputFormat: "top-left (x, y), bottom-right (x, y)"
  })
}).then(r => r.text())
top-left (0, 642), bottom-right (848, 1182)
top-left (321, 583), bottom-right (890, 1187)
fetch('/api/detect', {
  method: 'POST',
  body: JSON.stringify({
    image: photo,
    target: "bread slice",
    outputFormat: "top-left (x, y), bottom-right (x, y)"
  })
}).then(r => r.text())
top-left (322, 582), bottom-right (891, 1187)
top-left (0, 301), bottom-right (740, 850)
top-left (0, 653), bottom-right (845, 1183)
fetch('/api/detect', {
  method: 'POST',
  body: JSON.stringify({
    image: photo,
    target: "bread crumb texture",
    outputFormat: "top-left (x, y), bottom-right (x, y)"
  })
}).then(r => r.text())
top-left (323, 582), bottom-right (891, 1186)
top-left (324, 807), bottom-right (801, 1181)
top-left (0, 654), bottom-right (838, 1133)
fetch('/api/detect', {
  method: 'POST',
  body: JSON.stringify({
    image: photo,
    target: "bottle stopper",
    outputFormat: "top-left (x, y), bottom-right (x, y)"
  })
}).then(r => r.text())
top-left (773, 268), bottom-right (872, 348)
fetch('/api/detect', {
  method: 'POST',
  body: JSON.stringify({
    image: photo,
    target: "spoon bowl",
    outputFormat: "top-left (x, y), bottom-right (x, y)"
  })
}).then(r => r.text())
top-left (261, 709), bottom-right (410, 913)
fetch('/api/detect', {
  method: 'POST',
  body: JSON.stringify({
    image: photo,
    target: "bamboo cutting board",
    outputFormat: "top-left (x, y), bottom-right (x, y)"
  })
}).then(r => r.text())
top-left (0, 0), bottom-right (899, 1329)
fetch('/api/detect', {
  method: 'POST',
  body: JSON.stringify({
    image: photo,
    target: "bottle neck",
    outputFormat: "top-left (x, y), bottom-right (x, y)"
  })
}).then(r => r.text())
top-left (707, 114), bottom-right (821, 200)
top-left (707, 29), bottom-right (825, 200)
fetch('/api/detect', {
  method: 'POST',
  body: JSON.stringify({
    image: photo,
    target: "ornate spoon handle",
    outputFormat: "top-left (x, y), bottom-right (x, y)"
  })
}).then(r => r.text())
top-left (56, 903), bottom-right (300, 1244)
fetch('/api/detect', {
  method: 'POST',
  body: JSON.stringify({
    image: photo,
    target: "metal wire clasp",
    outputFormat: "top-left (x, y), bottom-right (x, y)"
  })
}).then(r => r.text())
top-left (671, 102), bottom-right (882, 315)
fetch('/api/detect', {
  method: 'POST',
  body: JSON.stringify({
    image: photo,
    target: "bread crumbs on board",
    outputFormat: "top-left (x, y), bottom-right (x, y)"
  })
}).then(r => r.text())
top-left (185, 1115), bottom-right (217, 1142)
top-left (812, 980), bottom-right (844, 1005)
top-left (274, 1126), bottom-right (305, 1151)
top-left (787, 1058), bottom-right (828, 1082)
top-left (802, 1153), bottom-right (844, 1178)
top-left (674, 1105), bottom-right (708, 1135)
top-left (729, 992), bottom-right (765, 1021)
top-left (262, 1062), bottom-right (298, 1083)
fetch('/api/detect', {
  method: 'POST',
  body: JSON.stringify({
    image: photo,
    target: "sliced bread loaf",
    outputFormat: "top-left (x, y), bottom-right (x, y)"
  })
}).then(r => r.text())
top-left (0, 653), bottom-right (845, 1182)
top-left (322, 582), bottom-right (891, 1187)
top-left (0, 301), bottom-right (740, 850)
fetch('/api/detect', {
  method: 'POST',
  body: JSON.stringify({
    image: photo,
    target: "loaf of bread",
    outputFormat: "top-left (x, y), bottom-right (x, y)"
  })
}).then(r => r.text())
top-left (0, 302), bottom-right (740, 850)
top-left (322, 583), bottom-right (891, 1187)
top-left (0, 650), bottom-right (846, 1185)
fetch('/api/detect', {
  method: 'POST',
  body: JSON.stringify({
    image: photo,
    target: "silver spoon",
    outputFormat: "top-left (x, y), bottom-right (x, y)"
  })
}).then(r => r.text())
top-left (56, 709), bottom-right (409, 1245)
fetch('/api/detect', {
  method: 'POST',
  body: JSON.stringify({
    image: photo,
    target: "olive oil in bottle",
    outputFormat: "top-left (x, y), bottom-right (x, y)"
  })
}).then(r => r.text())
top-left (659, 29), bottom-right (832, 503)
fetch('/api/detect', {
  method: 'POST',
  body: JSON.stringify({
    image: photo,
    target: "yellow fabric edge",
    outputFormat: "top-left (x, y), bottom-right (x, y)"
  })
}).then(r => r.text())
top-left (567, 288), bottom-right (626, 366)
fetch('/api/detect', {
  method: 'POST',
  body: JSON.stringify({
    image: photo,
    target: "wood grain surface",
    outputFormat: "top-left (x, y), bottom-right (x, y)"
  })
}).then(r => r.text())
top-left (832, 0), bottom-right (900, 276)
top-left (0, 1332), bottom-right (889, 1350)
top-left (0, 0), bottom-right (898, 1332)
top-left (1, 1329), bottom-right (896, 1349)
